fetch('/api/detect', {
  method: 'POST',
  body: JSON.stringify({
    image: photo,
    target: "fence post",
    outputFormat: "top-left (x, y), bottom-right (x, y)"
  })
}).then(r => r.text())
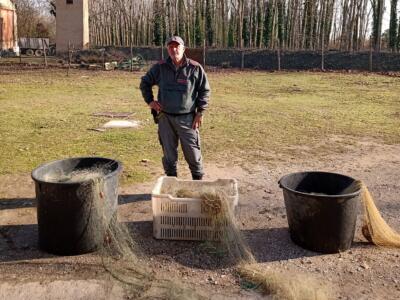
top-left (203, 39), bottom-right (206, 68)
top-left (369, 37), bottom-right (373, 72)
top-left (130, 43), bottom-right (133, 72)
top-left (42, 38), bottom-right (48, 68)
top-left (241, 51), bottom-right (244, 70)
top-left (160, 35), bottom-right (164, 60)
top-left (68, 40), bottom-right (71, 76)
top-left (321, 36), bottom-right (325, 71)
top-left (277, 47), bottom-right (281, 71)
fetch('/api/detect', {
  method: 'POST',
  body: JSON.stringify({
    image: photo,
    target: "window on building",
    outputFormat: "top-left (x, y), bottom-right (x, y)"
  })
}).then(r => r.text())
top-left (0, 18), bottom-right (3, 44)
top-left (66, 0), bottom-right (73, 4)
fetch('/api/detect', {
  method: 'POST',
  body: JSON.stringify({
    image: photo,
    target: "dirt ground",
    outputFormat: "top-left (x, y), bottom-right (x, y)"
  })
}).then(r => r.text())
top-left (0, 135), bottom-right (399, 299)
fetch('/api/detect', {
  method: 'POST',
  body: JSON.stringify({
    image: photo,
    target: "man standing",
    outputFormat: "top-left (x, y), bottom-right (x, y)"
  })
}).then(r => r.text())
top-left (140, 36), bottom-right (211, 180)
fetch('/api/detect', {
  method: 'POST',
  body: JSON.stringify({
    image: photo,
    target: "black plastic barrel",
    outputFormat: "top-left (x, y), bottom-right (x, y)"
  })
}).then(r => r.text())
top-left (31, 157), bottom-right (122, 255)
top-left (279, 171), bottom-right (361, 253)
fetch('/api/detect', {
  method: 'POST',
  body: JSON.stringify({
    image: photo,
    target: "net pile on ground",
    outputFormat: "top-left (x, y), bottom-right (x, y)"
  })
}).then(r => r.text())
top-left (68, 174), bottom-right (153, 296)
top-left (359, 182), bottom-right (400, 248)
top-left (194, 181), bottom-right (400, 298)
top-left (88, 174), bottom-right (398, 298)
top-left (84, 176), bottom-right (206, 299)
top-left (188, 188), bottom-right (329, 300)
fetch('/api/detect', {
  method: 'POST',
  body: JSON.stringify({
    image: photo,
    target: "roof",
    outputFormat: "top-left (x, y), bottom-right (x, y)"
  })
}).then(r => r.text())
top-left (0, 0), bottom-right (15, 10)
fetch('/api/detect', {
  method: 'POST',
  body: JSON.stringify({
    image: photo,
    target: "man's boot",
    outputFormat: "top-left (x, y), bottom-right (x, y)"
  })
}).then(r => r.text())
top-left (192, 174), bottom-right (203, 180)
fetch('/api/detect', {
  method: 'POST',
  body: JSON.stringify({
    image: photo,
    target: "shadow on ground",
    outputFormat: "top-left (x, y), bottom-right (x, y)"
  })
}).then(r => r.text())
top-left (125, 220), bottom-right (237, 270)
top-left (0, 224), bottom-right (55, 262)
top-left (0, 198), bottom-right (36, 209)
top-left (118, 194), bottom-right (151, 205)
top-left (126, 221), bottom-right (324, 270)
top-left (244, 228), bottom-right (322, 263)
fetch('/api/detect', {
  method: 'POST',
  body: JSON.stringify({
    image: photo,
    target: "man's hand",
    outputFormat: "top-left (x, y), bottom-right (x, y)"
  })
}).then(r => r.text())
top-left (192, 113), bottom-right (203, 129)
top-left (149, 100), bottom-right (162, 112)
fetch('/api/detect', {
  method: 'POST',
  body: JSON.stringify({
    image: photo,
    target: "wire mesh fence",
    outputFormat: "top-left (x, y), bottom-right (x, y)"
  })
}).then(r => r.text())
top-left (2, 46), bottom-right (400, 72)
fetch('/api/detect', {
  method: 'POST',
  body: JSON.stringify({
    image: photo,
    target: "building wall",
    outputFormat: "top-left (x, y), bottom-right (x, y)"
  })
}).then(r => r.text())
top-left (0, 7), bottom-right (16, 50)
top-left (56, 0), bottom-right (89, 53)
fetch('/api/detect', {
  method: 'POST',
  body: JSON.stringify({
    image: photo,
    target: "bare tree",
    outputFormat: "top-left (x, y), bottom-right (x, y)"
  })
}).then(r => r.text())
top-left (79, 0), bottom-right (382, 51)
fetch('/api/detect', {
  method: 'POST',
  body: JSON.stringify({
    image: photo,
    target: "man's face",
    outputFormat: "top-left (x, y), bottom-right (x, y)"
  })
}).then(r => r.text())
top-left (167, 42), bottom-right (185, 64)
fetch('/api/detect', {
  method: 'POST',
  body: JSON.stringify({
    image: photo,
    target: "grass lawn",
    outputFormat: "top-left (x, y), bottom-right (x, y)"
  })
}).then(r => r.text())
top-left (0, 68), bottom-right (399, 184)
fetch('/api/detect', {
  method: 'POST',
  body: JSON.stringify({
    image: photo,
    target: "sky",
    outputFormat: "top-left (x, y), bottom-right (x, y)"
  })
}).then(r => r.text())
top-left (382, 0), bottom-right (391, 31)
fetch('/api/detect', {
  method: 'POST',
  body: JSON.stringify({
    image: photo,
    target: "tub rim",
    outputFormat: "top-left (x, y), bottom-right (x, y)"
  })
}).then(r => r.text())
top-left (31, 156), bottom-right (122, 185)
top-left (278, 171), bottom-right (362, 199)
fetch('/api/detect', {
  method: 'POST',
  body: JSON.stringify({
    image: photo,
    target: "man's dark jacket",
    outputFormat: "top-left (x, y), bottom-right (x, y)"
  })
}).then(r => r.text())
top-left (140, 55), bottom-right (210, 115)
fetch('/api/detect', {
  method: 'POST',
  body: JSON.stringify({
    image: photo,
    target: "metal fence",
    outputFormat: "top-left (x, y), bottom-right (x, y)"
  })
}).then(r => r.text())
top-left (2, 46), bottom-right (400, 72)
top-left (96, 46), bottom-right (400, 72)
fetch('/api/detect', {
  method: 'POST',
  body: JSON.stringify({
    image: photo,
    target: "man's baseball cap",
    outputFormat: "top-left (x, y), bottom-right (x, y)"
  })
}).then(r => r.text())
top-left (166, 36), bottom-right (185, 47)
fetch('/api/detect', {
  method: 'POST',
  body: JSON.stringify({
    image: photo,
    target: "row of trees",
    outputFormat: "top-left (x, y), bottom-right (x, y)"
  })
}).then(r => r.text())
top-left (389, 0), bottom-right (400, 51)
top-left (11, 0), bottom-right (400, 52)
top-left (87, 0), bottom-right (400, 52)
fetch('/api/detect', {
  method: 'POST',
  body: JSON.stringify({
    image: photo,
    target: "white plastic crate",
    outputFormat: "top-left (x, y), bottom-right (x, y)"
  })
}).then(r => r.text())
top-left (152, 176), bottom-right (239, 240)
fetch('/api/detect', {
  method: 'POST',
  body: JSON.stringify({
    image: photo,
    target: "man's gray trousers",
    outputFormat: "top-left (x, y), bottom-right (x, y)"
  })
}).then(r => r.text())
top-left (158, 113), bottom-right (204, 178)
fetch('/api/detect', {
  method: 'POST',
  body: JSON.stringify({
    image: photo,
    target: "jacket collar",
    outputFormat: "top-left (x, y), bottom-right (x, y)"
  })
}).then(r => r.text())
top-left (166, 54), bottom-right (189, 69)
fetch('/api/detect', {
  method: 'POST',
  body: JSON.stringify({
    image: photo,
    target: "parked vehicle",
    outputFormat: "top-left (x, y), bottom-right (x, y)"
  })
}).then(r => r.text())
top-left (18, 38), bottom-right (55, 56)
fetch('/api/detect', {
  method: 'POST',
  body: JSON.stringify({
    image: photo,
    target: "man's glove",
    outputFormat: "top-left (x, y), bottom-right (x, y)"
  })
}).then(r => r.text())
top-left (149, 101), bottom-right (162, 124)
top-left (151, 109), bottom-right (159, 124)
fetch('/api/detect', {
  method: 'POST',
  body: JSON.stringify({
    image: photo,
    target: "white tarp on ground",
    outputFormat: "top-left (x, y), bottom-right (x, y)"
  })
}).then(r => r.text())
top-left (102, 120), bottom-right (140, 129)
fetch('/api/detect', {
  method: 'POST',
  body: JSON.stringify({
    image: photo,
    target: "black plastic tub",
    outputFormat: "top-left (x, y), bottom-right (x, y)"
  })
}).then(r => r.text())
top-left (279, 171), bottom-right (361, 253)
top-left (31, 157), bottom-right (122, 255)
